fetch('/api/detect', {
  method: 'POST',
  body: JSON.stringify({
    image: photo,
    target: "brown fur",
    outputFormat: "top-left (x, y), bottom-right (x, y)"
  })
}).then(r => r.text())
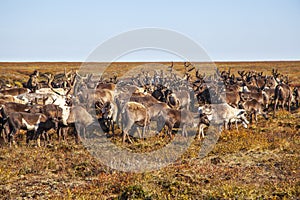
top-left (0, 88), bottom-right (28, 96)
top-left (96, 83), bottom-right (116, 91)
top-left (121, 102), bottom-right (150, 143)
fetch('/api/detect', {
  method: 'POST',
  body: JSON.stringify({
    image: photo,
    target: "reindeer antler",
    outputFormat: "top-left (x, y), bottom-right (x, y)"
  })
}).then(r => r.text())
top-left (184, 62), bottom-right (191, 68)
top-left (44, 73), bottom-right (66, 96)
top-left (168, 61), bottom-right (174, 72)
top-left (272, 68), bottom-right (280, 78)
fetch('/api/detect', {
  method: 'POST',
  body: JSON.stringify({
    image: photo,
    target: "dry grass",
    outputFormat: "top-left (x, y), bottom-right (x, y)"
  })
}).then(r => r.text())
top-left (0, 61), bottom-right (299, 199)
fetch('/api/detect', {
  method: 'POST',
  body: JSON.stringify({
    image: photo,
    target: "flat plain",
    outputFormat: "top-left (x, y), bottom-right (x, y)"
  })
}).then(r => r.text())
top-left (0, 61), bottom-right (299, 199)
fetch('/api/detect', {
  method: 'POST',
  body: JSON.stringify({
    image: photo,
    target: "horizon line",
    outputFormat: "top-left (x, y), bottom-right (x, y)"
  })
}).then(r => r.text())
top-left (0, 59), bottom-right (300, 63)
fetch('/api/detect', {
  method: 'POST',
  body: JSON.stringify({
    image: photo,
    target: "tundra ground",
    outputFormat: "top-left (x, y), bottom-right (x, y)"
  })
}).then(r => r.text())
top-left (0, 61), bottom-right (299, 199)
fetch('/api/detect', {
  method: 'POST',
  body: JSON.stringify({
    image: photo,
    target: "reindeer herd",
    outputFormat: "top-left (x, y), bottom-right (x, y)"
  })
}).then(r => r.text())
top-left (0, 63), bottom-right (299, 147)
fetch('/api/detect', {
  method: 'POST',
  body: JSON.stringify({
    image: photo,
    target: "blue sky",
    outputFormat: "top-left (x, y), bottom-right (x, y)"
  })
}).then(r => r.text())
top-left (0, 0), bottom-right (299, 61)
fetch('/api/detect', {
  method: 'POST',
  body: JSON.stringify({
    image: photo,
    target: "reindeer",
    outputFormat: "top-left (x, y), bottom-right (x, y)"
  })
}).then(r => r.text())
top-left (255, 72), bottom-right (266, 89)
top-left (160, 108), bottom-right (198, 138)
top-left (265, 75), bottom-right (278, 89)
top-left (66, 105), bottom-right (96, 143)
top-left (239, 91), bottom-right (268, 109)
top-left (100, 101), bottom-right (118, 136)
top-left (3, 110), bottom-right (57, 147)
top-left (32, 104), bottom-right (62, 140)
top-left (147, 102), bottom-right (170, 135)
top-left (262, 87), bottom-right (275, 110)
top-left (238, 99), bottom-right (268, 124)
top-left (195, 84), bottom-right (211, 105)
top-left (26, 70), bottom-right (40, 92)
top-left (151, 85), bottom-right (169, 103)
top-left (225, 92), bottom-right (241, 108)
top-left (0, 102), bottom-right (32, 142)
top-left (172, 89), bottom-right (191, 110)
top-left (197, 113), bottom-right (211, 139)
top-left (199, 103), bottom-right (249, 131)
top-left (166, 91), bottom-right (180, 110)
top-left (30, 117), bottom-right (59, 147)
top-left (273, 84), bottom-right (293, 115)
top-left (293, 87), bottom-right (299, 108)
top-left (0, 103), bottom-right (63, 146)
top-left (121, 102), bottom-right (150, 143)
top-left (272, 69), bottom-right (293, 115)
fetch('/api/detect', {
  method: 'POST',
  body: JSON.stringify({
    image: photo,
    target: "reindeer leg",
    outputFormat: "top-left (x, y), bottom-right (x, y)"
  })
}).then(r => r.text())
top-left (199, 126), bottom-right (204, 139)
top-left (249, 113), bottom-right (253, 124)
top-left (273, 98), bottom-right (278, 116)
top-left (142, 125), bottom-right (146, 139)
top-left (224, 121), bottom-right (228, 130)
top-left (44, 131), bottom-right (50, 145)
top-left (74, 125), bottom-right (81, 144)
top-left (263, 111), bottom-right (269, 120)
top-left (280, 100), bottom-right (284, 111)
top-left (122, 131), bottom-right (127, 144)
top-left (123, 129), bottom-right (133, 144)
top-left (1, 125), bottom-right (8, 144)
top-left (25, 131), bottom-right (30, 146)
top-left (40, 132), bottom-right (45, 147)
top-left (165, 122), bottom-right (173, 139)
top-left (142, 116), bottom-right (149, 139)
top-left (156, 117), bottom-right (164, 136)
top-left (4, 125), bottom-right (9, 144)
top-left (111, 120), bottom-right (115, 137)
top-left (255, 112), bottom-right (258, 123)
top-left (62, 127), bottom-right (67, 141)
top-left (83, 126), bottom-right (86, 139)
top-left (168, 126), bottom-right (173, 139)
top-left (26, 130), bottom-right (34, 146)
top-left (197, 123), bottom-right (201, 140)
top-left (40, 131), bottom-right (48, 147)
top-left (37, 134), bottom-right (41, 147)
top-left (201, 125), bottom-right (206, 138)
top-left (0, 125), bottom-right (3, 143)
top-left (182, 124), bottom-right (185, 137)
top-left (127, 133), bottom-right (133, 143)
top-left (123, 120), bottom-right (134, 143)
top-left (9, 129), bottom-right (18, 148)
top-left (134, 126), bottom-right (141, 139)
top-left (57, 127), bottom-right (61, 142)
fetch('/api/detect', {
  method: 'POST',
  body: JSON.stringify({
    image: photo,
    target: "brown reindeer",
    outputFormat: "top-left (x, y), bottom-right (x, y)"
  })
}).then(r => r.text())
top-left (239, 99), bottom-right (268, 123)
top-left (273, 84), bottom-right (292, 115)
top-left (121, 102), bottom-right (150, 143)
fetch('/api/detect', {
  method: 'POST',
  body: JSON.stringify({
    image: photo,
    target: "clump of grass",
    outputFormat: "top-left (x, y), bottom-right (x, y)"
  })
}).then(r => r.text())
top-left (119, 185), bottom-right (151, 199)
